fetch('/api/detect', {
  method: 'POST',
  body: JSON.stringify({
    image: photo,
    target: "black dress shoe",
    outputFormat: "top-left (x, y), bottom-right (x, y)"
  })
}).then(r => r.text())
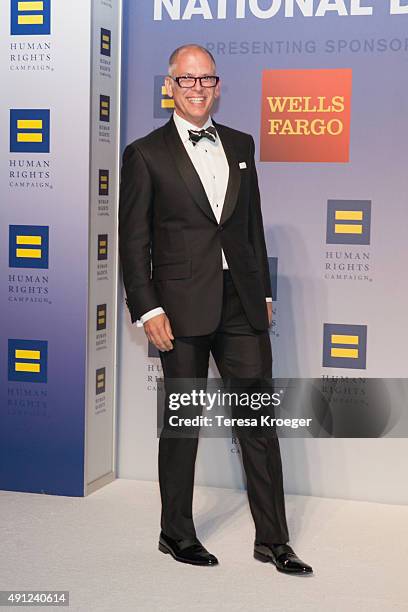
top-left (158, 531), bottom-right (219, 566)
top-left (254, 542), bottom-right (313, 575)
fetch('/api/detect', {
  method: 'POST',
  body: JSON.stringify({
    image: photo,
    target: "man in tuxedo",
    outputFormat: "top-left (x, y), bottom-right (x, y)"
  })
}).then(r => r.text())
top-left (119, 44), bottom-right (312, 574)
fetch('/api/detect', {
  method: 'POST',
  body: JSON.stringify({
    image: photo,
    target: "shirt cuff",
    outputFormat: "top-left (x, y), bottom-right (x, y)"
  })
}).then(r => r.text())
top-left (136, 306), bottom-right (165, 327)
top-left (265, 297), bottom-right (272, 303)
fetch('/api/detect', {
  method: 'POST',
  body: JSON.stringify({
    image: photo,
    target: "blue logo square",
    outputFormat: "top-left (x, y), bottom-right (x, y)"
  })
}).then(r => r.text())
top-left (323, 323), bottom-right (367, 369)
top-left (10, 109), bottom-right (50, 153)
top-left (9, 225), bottom-right (49, 269)
top-left (11, 0), bottom-right (51, 36)
top-left (8, 338), bottom-right (48, 383)
top-left (99, 169), bottom-right (109, 196)
top-left (100, 95), bottom-right (110, 122)
top-left (96, 367), bottom-right (106, 395)
top-left (98, 234), bottom-right (108, 260)
top-left (100, 28), bottom-right (111, 57)
top-left (326, 200), bottom-right (371, 245)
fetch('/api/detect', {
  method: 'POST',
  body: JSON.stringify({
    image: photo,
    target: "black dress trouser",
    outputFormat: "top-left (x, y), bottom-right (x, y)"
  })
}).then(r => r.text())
top-left (158, 270), bottom-right (290, 544)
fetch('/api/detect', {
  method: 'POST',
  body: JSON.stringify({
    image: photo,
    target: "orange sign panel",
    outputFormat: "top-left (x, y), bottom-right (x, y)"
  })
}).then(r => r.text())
top-left (260, 69), bottom-right (352, 162)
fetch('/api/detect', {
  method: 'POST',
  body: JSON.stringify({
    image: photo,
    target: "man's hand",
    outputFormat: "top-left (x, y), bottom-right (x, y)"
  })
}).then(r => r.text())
top-left (144, 313), bottom-right (174, 352)
top-left (267, 302), bottom-right (273, 327)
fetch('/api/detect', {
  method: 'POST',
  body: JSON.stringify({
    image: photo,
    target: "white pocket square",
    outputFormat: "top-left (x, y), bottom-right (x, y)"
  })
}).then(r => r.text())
top-left (239, 161), bottom-right (247, 169)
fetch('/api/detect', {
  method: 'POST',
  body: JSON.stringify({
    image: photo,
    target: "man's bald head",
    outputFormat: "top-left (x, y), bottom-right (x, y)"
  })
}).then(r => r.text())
top-left (168, 44), bottom-right (216, 77)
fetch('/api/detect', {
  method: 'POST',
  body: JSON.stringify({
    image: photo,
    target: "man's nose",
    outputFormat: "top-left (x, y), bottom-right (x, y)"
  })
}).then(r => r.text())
top-left (192, 78), bottom-right (204, 92)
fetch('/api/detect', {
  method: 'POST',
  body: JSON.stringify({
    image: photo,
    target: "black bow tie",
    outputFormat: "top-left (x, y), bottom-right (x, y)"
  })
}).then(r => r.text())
top-left (188, 125), bottom-right (217, 146)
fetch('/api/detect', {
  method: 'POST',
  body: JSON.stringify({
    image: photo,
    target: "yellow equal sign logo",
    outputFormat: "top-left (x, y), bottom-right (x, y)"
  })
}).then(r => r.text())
top-left (16, 233), bottom-right (42, 259)
top-left (17, 118), bottom-right (43, 143)
top-left (8, 339), bottom-right (48, 382)
top-left (99, 172), bottom-right (108, 193)
top-left (100, 95), bottom-right (110, 121)
top-left (323, 323), bottom-right (367, 369)
top-left (96, 371), bottom-right (104, 389)
top-left (161, 85), bottom-right (174, 110)
top-left (14, 347), bottom-right (41, 373)
top-left (97, 304), bottom-right (106, 330)
top-left (98, 234), bottom-right (108, 260)
top-left (17, 1), bottom-right (44, 25)
top-left (330, 334), bottom-right (359, 359)
top-left (99, 239), bottom-right (107, 255)
top-left (96, 367), bottom-right (106, 394)
top-left (334, 210), bottom-right (363, 235)
top-left (101, 29), bottom-right (111, 54)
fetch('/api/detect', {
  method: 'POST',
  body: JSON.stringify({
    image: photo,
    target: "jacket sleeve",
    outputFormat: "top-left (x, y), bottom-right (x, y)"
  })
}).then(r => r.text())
top-left (248, 135), bottom-right (272, 299)
top-left (118, 143), bottom-right (161, 323)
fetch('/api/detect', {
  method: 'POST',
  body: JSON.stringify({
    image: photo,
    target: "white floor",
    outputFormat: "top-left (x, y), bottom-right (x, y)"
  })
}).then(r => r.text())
top-left (0, 479), bottom-right (407, 612)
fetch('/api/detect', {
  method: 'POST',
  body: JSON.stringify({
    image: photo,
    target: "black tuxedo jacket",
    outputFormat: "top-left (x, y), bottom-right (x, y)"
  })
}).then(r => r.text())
top-left (118, 116), bottom-right (272, 337)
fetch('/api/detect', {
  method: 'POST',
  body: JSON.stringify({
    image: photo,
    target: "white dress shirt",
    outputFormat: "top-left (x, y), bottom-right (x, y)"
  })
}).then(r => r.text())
top-left (137, 111), bottom-right (271, 326)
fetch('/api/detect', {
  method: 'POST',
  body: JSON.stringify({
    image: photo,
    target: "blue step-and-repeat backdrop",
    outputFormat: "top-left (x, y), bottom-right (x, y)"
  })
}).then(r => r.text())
top-left (117, 0), bottom-right (408, 494)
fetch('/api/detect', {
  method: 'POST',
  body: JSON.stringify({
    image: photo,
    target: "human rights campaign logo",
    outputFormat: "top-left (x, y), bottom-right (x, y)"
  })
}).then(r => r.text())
top-left (327, 200), bottom-right (371, 245)
top-left (8, 339), bottom-right (48, 383)
top-left (97, 304), bottom-right (107, 331)
top-left (10, 109), bottom-right (50, 154)
top-left (97, 234), bottom-right (108, 260)
top-left (154, 76), bottom-right (174, 119)
top-left (100, 28), bottom-right (111, 57)
top-left (323, 323), bottom-right (367, 369)
top-left (99, 95), bottom-right (110, 122)
top-left (99, 170), bottom-right (109, 196)
top-left (96, 367), bottom-right (106, 395)
top-left (9, 225), bottom-right (49, 269)
top-left (11, 0), bottom-right (51, 36)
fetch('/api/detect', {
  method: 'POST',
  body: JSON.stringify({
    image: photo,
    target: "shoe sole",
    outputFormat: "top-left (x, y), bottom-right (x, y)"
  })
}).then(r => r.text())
top-left (158, 541), bottom-right (219, 566)
top-left (254, 550), bottom-right (313, 575)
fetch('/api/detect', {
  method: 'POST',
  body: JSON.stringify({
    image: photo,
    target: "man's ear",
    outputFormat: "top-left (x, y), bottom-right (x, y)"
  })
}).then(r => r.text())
top-left (164, 76), bottom-right (173, 98)
top-left (214, 79), bottom-right (221, 100)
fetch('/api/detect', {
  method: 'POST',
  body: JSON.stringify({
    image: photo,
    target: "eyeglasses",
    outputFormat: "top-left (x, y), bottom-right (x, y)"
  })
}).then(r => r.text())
top-left (171, 75), bottom-right (220, 88)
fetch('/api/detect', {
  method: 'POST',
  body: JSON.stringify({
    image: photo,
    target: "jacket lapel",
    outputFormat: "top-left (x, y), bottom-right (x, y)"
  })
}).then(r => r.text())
top-left (164, 117), bottom-right (217, 224)
top-left (214, 121), bottom-right (241, 226)
top-left (163, 116), bottom-right (241, 227)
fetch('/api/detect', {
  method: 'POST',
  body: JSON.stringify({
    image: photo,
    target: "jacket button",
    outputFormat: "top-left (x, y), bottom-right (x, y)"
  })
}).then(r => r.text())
top-left (219, 224), bottom-right (223, 231)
